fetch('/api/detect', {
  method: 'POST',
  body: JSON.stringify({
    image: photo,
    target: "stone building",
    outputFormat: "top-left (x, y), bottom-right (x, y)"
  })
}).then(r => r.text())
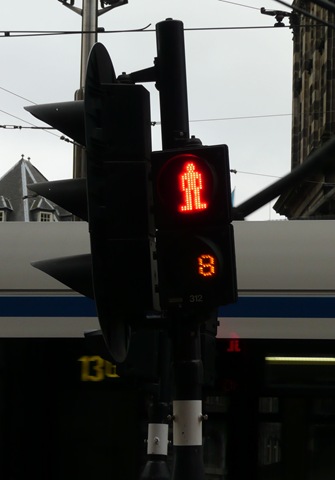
top-left (275, 0), bottom-right (335, 218)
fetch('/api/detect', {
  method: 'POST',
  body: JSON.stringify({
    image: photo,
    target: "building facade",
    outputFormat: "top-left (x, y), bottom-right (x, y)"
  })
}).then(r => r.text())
top-left (275, 0), bottom-right (335, 218)
top-left (0, 156), bottom-right (71, 222)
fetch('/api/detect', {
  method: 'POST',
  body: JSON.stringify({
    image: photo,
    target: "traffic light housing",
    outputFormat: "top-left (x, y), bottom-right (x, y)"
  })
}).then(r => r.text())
top-left (152, 145), bottom-right (237, 309)
top-left (84, 44), bottom-right (158, 362)
top-left (26, 43), bottom-right (159, 363)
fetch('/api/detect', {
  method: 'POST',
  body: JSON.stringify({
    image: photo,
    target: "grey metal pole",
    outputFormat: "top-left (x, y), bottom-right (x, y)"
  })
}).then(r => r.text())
top-left (73, 0), bottom-right (98, 179)
top-left (58, 0), bottom-right (128, 179)
top-left (80, 0), bottom-right (98, 89)
top-left (57, 0), bottom-right (98, 178)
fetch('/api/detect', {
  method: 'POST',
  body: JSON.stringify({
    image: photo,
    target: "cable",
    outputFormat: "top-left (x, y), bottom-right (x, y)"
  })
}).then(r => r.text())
top-left (231, 168), bottom-right (335, 190)
top-left (1, 6), bottom-right (333, 39)
top-left (218, 0), bottom-right (259, 10)
top-left (230, 169), bottom-right (282, 179)
top-left (0, 125), bottom-right (53, 130)
top-left (0, 86), bottom-right (36, 105)
top-left (0, 23), bottom-right (152, 38)
top-left (190, 113), bottom-right (291, 123)
top-left (184, 25), bottom-right (285, 31)
top-left (151, 113), bottom-right (291, 126)
top-left (0, 24), bottom-right (289, 39)
top-left (0, 109), bottom-right (62, 139)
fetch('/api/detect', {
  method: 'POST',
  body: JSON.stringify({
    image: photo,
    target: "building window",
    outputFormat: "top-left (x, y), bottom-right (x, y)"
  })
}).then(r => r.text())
top-left (38, 211), bottom-right (54, 222)
top-left (0, 211), bottom-right (5, 222)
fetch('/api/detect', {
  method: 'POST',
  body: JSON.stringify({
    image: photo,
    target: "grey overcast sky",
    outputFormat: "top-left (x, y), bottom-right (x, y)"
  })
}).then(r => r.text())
top-left (0, 0), bottom-right (293, 220)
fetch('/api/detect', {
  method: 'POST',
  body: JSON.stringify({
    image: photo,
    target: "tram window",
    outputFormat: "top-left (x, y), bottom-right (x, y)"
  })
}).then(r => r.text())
top-left (258, 422), bottom-right (281, 466)
top-left (204, 396), bottom-right (229, 412)
top-left (309, 424), bottom-right (335, 479)
top-left (259, 397), bottom-right (279, 414)
top-left (313, 398), bottom-right (335, 416)
top-left (203, 425), bottom-right (227, 478)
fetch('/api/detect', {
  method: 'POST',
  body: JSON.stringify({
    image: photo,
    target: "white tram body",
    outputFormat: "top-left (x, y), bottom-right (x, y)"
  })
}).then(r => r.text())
top-left (1, 221), bottom-right (335, 339)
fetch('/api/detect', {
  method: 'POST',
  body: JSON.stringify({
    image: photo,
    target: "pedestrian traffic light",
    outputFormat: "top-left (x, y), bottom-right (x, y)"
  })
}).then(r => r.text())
top-left (152, 145), bottom-right (237, 309)
top-left (26, 43), bottom-right (159, 362)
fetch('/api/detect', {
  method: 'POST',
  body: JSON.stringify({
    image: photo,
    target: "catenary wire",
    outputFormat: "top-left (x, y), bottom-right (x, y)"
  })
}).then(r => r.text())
top-left (218, 0), bottom-right (260, 10)
top-left (0, 6), bottom-right (328, 190)
top-left (0, 85), bottom-right (292, 139)
top-left (151, 113), bottom-right (292, 126)
top-left (0, 109), bottom-right (62, 138)
top-left (231, 168), bottom-right (335, 187)
top-left (0, 24), bottom-right (289, 38)
top-left (0, 86), bottom-right (36, 105)
top-left (1, 109), bottom-right (331, 187)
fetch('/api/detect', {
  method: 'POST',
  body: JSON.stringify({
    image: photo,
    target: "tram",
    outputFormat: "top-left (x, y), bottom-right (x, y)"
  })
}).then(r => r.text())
top-left (1, 220), bottom-right (335, 340)
top-left (1, 220), bottom-right (335, 480)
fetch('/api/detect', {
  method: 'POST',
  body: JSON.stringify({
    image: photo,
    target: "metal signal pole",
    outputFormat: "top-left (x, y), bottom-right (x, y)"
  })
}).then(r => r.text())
top-left (155, 19), bottom-right (206, 480)
top-left (57, 0), bottom-right (128, 178)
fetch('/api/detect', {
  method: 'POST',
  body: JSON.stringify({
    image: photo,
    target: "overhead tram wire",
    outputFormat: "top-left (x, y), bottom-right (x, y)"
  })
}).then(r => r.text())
top-left (6, 22), bottom-right (335, 38)
top-left (0, 24), bottom-right (152, 38)
top-left (0, 105), bottom-right (321, 187)
top-left (0, 86), bottom-right (37, 105)
top-left (0, 83), bottom-right (292, 140)
top-left (1, 5), bottom-right (333, 38)
top-left (0, 24), bottom-right (290, 39)
top-left (218, 0), bottom-right (259, 10)
top-left (151, 113), bottom-right (292, 126)
top-left (1, 111), bottom-right (292, 131)
top-left (0, 86), bottom-right (77, 141)
top-left (0, 109), bottom-right (65, 139)
top-left (190, 112), bottom-right (291, 123)
top-left (218, 0), bottom-right (335, 31)
top-left (231, 169), bottom-right (335, 188)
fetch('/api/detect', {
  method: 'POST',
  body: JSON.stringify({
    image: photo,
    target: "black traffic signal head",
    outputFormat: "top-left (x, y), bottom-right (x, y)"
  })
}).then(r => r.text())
top-left (152, 145), bottom-right (237, 310)
top-left (84, 43), bottom-right (158, 361)
top-left (26, 42), bottom-right (159, 364)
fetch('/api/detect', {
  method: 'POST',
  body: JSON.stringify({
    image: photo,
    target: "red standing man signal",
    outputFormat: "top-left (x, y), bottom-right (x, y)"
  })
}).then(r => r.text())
top-left (179, 162), bottom-right (207, 213)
